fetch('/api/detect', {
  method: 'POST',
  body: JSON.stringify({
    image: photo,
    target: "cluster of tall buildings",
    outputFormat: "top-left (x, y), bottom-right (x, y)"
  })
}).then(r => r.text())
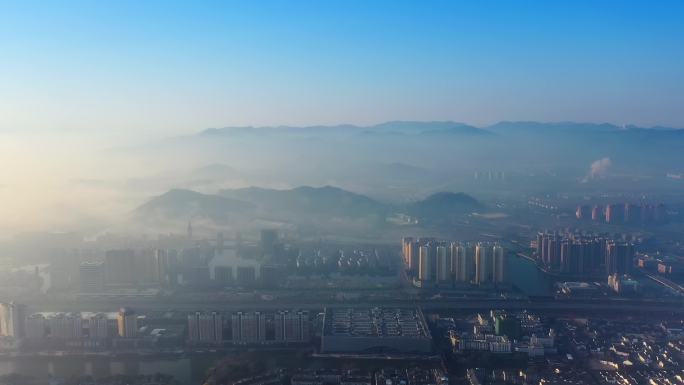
top-left (78, 246), bottom-right (281, 293)
top-left (231, 311), bottom-right (267, 343)
top-left (187, 310), bottom-right (311, 345)
top-left (402, 238), bottom-right (506, 286)
top-left (3, 301), bottom-right (311, 349)
top-left (74, 228), bottom-right (289, 294)
top-left (24, 309), bottom-right (136, 342)
top-left (576, 203), bottom-right (666, 225)
top-left (3, 305), bottom-right (137, 347)
top-left (78, 248), bottom-right (184, 293)
top-left (274, 310), bottom-right (311, 343)
top-left (187, 311), bottom-right (223, 344)
top-left (535, 231), bottom-right (634, 277)
top-left (25, 312), bottom-right (111, 342)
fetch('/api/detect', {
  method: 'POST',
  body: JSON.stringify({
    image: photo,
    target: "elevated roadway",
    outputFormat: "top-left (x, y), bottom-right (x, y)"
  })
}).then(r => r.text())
top-left (23, 296), bottom-right (684, 315)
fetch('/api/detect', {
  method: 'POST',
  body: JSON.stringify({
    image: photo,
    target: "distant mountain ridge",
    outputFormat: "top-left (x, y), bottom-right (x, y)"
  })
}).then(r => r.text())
top-left (405, 192), bottom-right (482, 220)
top-left (218, 185), bottom-right (388, 218)
top-left (119, 120), bottom-right (684, 214)
top-left (132, 186), bottom-right (483, 225)
top-left (134, 189), bottom-right (255, 222)
top-left (199, 120), bottom-right (682, 137)
top-left (199, 121), bottom-right (492, 136)
top-left (488, 121), bottom-right (622, 133)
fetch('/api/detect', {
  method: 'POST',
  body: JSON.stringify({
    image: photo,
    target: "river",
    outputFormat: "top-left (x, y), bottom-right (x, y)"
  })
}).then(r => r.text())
top-left (506, 253), bottom-right (554, 296)
top-left (0, 354), bottom-right (220, 385)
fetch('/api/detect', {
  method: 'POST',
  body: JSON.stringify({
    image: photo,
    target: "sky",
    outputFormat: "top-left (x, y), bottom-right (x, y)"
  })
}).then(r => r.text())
top-left (0, 0), bottom-right (683, 237)
top-left (1, 0), bottom-right (683, 137)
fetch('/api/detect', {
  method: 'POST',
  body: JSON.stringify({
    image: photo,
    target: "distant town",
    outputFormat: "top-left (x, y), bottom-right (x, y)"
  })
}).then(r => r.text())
top-left (1, 214), bottom-right (684, 385)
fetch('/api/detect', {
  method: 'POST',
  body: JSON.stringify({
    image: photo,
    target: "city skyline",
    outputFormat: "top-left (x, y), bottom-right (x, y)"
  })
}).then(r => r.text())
top-left (1, 3), bottom-right (683, 384)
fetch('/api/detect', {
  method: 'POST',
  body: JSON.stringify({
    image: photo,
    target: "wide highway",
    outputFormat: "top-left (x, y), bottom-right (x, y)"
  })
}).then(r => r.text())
top-left (23, 296), bottom-right (684, 315)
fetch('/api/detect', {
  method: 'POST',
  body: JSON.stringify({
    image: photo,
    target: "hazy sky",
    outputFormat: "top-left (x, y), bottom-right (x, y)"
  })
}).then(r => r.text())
top-left (1, 0), bottom-right (683, 136)
top-left (1, 1), bottom-right (683, 237)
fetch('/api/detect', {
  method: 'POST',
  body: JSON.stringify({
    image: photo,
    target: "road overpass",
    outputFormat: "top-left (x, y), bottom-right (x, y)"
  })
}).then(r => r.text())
top-left (23, 296), bottom-right (684, 315)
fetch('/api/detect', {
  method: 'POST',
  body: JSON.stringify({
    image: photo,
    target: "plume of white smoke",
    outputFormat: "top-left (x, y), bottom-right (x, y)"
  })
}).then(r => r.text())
top-left (582, 157), bottom-right (612, 182)
top-left (590, 157), bottom-right (612, 178)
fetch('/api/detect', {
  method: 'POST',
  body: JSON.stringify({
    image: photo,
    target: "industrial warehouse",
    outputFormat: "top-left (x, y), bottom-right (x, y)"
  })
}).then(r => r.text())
top-left (321, 307), bottom-right (433, 354)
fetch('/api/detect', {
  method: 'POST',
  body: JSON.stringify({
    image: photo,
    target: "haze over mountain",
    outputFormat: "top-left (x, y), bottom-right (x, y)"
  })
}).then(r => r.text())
top-left (405, 192), bottom-right (483, 222)
top-left (130, 185), bottom-right (484, 234)
top-left (3, 0), bottom-right (683, 241)
top-left (200, 121), bottom-right (492, 137)
top-left (218, 186), bottom-right (388, 219)
top-left (3, 4), bottom-right (684, 381)
top-left (123, 120), bottom-right (683, 194)
top-left (133, 189), bottom-right (256, 224)
top-left (2, 120), bottom-right (683, 237)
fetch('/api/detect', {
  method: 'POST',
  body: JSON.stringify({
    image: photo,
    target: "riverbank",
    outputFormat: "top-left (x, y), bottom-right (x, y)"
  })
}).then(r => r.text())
top-left (0, 352), bottom-right (223, 385)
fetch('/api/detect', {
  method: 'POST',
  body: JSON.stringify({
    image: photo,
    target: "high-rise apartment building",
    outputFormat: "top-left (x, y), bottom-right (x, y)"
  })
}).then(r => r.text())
top-left (79, 262), bottom-right (105, 293)
top-left (236, 266), bottom-right (257, 286)
top-left (117, 308), bottom-right (138, 338)
top-left (492, 245), bottom-right (505, 284)
top-left (624, 203), bottom-right (641, 224)
top-left (188, 311), bottom-right (223, 344)
top-left (406, 239), bottom-right (501, 286)
top-left (473, 243), bottom-right (506, 285)
top-left (436, 245), bottom-right (450, 282)
top-left (546, 235), bottom-right (561, 269)
top-left (402, 237), bottom-right (412, 265)
top-left (407, 241), bottom-right (420, 273)
top-left (274, 310), bottom-right (310, 342)
top-left (538, 231), bottom-right (611, 277)
top-left (451, 243), bottom-right (471, 283)
top-left (260, 229), bottom-right (279, 257)
top-left (105, 249), bottom-right (137, 286)
top-left (25, 314), bottom-right (46, 340)
top-left (605, 204), bottom-right (624, 224)
top-left (231, 311), bottom-right (266, 343)
top-left (606, 242), bottom-right (634, 276)
top-left (88, 313), bottom-right (109, 340)
top-left (475, 243), bottom-right (490, 285)
top-left (418, 245), bottom-right (432, 281)
top-left (575, 205), bottom-right (591, 220)
top-left (214, 266), bottom-right (233, 285)
top-left (0, 302), bottom-right (27, 338)
top-left (47, 313), bottom-right (83, 340)
top-left (152, 249), bottom-right (177, 286)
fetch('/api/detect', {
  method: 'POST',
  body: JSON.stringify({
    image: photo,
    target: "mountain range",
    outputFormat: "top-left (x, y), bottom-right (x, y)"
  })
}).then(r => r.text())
top-left (176, 121), bottom-right (684, 175)
top-left (133, 185), bottom-right (483, 226)
top-left (114, 120), bottom-right (684, 224)
top-left (134, 189), bottom-right (256, 223)
top-left (199, 121), bottom-right (494, 137)
top-left (405, 192), bottom-right (483, 221)
top-left (198, 120), bottom-right (682, 137)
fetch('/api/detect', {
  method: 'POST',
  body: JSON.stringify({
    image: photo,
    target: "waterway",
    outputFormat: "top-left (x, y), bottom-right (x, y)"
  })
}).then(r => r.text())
top-left (0, 354), bottom-right (220, 385)
top-left (506, 253), bottom-right (553, 296)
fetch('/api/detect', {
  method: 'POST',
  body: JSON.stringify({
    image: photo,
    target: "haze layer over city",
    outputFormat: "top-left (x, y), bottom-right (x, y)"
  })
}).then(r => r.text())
top-left (1, 2), bottom-right (683, 385)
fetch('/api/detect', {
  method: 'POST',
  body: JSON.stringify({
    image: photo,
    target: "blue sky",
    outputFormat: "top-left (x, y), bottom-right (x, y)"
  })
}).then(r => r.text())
top-left (1, 0), bottom-right (683, 134)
